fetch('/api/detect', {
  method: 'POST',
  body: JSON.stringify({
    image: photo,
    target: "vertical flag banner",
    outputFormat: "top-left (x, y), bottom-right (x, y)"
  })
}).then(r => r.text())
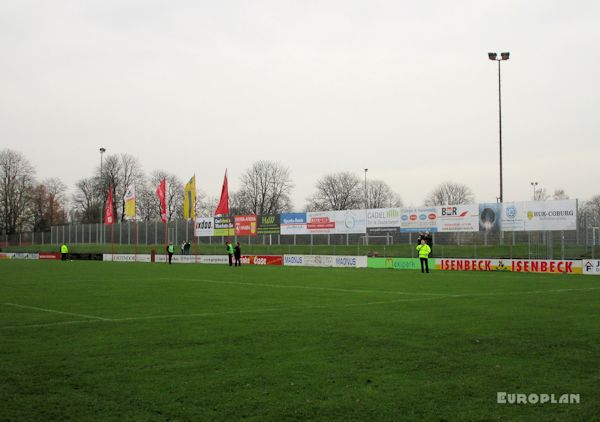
top-left (214, 170), bottom-right (229, 216)
top-left (124, 185), bottom-right (136, 219)
top-left (104, 186), bottom-right (114, 225)
top-left (156, 178), bottom-right (167, 223)
top-left (184, 176), bottom-right (196, 220)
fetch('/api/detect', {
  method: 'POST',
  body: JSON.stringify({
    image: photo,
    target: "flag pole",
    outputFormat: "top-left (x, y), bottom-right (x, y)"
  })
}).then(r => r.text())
top-left (193, 174), bottom-right (198, 264)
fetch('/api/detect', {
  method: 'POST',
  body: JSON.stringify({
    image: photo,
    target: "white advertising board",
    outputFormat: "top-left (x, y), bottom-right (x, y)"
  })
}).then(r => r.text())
top-left (480, 200), bottom-right (577, 232)
top-left (367, 208), bottom-right (402, 228)
top-left (283, 255), bottom-right (367, 268)
top-left (194, 217), bottom-right (215, 237)
top-left (582, 260), bottom-right (600, 275)
top-left (103, 254), bottom-right (152, 262)
top-left (436, 204), bottom-right (479, 232)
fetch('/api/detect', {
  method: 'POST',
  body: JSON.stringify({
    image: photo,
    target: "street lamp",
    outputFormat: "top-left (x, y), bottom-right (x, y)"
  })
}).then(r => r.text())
top-left (530, 181), bottom-right (538, 200)
top-left (364, 168), bottom-right (368, 209)
top-left (488, 51), bottom-right (510, 203)
top-left (99, 147), bottom-right (106, 242)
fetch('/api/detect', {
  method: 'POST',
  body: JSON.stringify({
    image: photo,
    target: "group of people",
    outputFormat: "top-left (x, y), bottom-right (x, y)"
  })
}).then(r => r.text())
top-left (416, 231), bottom-right (433, 273)
top-left (226, 241), bottom-right (242, 266)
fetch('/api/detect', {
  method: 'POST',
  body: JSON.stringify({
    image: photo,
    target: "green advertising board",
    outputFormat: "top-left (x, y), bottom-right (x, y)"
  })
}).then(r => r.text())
top-left (257, 215), bottom-right (280, 235)
top-left (214, 216), bottom-right (234, 236)
top-left (368, 257), bottom-right (435, 270)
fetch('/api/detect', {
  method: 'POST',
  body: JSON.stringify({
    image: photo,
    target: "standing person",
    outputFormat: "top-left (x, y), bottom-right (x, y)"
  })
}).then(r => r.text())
top-left (416, 232), bottom-right (424, 245)
top-left (416, 239), bottom-right (431, 273)
top-left (425, 231), bottom-right (433, 255)
top-left (226, 241), bottom-right (234, 266)
top-left (234, 242), bottom-right (242, 266)
top-left (60, 242), bottom-right (69, 261)
top-left (181, 241), bottom-right (185, 255)
top-left (166, 242), bottom-right (174, 264)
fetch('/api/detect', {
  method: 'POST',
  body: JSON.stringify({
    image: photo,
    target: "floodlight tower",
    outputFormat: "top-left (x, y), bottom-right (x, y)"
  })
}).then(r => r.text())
top-left (488, 51), bottom-right (510, 204)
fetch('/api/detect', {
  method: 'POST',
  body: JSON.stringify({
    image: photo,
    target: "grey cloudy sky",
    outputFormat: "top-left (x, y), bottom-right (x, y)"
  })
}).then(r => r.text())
top-left (1, 0), bottom-right (599, 209)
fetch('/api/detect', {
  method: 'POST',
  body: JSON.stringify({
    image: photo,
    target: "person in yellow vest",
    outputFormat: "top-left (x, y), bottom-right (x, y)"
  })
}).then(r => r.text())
top-left (60, 242), bottom-right (69, 261)
top-left (226, 241), bottom-right (234, 266)
top-left (166, 242), bottom-right (174, 264)
top-left (416, 239), bottom-right (431, 273)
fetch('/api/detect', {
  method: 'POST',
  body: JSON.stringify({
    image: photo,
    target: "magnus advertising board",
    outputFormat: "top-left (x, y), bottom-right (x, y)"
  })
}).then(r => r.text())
top-left (283, 255), bottom-right (367, 268)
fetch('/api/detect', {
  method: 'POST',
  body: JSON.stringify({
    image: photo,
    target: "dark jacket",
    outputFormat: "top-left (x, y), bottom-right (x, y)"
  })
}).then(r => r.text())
top-left (234, 245), bottom-right (241, 258)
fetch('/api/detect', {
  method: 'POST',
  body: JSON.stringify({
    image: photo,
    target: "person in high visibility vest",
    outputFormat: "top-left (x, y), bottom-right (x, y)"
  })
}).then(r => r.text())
top-left (60, 242), bottom-right (69, 261)
top-left (166, 242), bottom-right (174, 264)
top-left (226, 241), bottom-right (234, 266)
top-left (416, 239), bottom-right (431, 273)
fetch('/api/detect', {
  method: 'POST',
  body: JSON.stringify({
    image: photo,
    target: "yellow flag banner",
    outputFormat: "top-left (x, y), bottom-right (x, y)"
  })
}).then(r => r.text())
top-left (184, 176), bottom-right (196, 220)
top-left (124, 185), bottom-right (136, 219)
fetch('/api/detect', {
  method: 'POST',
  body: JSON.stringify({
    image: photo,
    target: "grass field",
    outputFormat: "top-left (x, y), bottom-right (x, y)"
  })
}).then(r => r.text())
top-left (1, 261), bottom-right (599, 421)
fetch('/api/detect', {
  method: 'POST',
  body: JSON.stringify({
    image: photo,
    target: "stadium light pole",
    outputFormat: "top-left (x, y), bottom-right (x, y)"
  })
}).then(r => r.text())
top-left (364, 168), bottom-right (368, 209)
top-left (530, 181), bottom-right (538, 200)
top-left (99, 147), bottom-right (106, 242)
top-left (488, 51), bottom-right (509, 204)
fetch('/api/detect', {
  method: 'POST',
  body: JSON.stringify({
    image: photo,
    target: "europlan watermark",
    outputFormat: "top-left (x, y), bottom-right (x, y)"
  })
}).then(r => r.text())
top-left (497, 392), bottom-right (580, 405)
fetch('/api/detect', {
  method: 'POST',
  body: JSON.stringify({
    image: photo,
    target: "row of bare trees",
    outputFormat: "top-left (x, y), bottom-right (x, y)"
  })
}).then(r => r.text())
top-left (4, 148), bottom-right (597, 235)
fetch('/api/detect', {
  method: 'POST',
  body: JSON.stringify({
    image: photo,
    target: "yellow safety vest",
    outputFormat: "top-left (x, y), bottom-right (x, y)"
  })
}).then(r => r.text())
top-left (61, 244), bottom-right (68, 253)
top-left (416, 244), bottom-right (431, 258)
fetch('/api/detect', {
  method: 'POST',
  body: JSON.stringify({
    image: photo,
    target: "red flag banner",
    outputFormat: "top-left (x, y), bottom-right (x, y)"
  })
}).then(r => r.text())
top-left (214, 170), bottom-right (229, 216)
top-left (156, 178), bottom-right (167, 223)
top-left (104, 186), bottom-right (114, 225)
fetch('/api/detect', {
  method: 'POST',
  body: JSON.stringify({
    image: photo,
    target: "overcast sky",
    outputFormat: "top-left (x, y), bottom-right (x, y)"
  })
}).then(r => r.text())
top-left (1, 0), bottom-right (599, 210)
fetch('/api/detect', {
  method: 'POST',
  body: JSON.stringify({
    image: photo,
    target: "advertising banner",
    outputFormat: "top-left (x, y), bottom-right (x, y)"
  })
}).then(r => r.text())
top-left (280, 213), bottom-right (308, 235)
top-left (234, 215), bottom-right (257, 236)
top-left (368, 257), bottom-right (434, 270)
top-left (437, 204), bottom-right (479, 232)
top-left (283, 255), bottom-right (367, 268)
top-left (0, 253), bottom-right (13, 260)
top-left (240, 255), bottom-right (283, 266)
top-left (332, 210), bottom-right (367, 234)
top-left (480, 200), bottom-right (577, 232)
top-left (435, 258), bottom-right (581, 274)
top-left (39, 252), bottom-right (61, 260)
top-left (154, 254), bottom-right (228, 264)
top-left (103, 254), bottom-right (151, 262)
top-left (510, 259), bottom-right (581, 274)
top-left (256, 215), bottom-right (280, 235)
top-left (399, 207), bottom-right (438, 232)
top-left (10, 253), bottom-right (39, 260)
top-left (367, 208), bottom-right (402, 228)
top-left (213, 216), bottom-right (234, 236)
top-left (582, 260), bottom-right (600, 275)
top-left (194, 217), bottom-right (214, 237)
top-left (503, 200), bottom-right (577, 232)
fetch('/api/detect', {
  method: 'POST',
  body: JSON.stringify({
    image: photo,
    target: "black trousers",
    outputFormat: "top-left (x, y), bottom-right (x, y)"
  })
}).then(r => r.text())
top-left (168, 252), bottom-right (173, 264)
top-left (420, 258), bottom-right (429, 273)
top-left (234, 255), bottom-right (241, 266)
top-left (61, 253), bottom-right (67, 261)
top-left (228, 254), bottom-right (233, 266)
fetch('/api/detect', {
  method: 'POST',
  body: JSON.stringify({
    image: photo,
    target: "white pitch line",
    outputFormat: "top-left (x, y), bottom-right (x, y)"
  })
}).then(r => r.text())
top-left (1, 319), bottom-right (101, 330)
top-left (2, 302), bottom-right (111, 321)
top-left (164, 277), bottom-right (456, 297)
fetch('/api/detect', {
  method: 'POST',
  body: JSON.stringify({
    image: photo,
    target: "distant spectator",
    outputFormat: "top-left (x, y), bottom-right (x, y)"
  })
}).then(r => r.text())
top-left (60, 242), bottom-right (69, 261)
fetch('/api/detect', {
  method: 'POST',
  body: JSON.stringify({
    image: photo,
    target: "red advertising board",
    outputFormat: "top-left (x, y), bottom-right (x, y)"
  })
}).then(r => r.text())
top-left (39, 252), bottom-right (61, 260)
top-left (240, 255), bottom-right (283, 266)
top-left (511, 260), bottom-right (575, 274)
top-left (234, 215), bottom-right (257, 236)
top-left (438, 259), bottom-right (493, 271)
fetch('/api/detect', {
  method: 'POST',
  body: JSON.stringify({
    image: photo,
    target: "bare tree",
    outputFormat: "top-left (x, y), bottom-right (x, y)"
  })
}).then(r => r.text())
top-left (150, 171), bottom-right (183, 222)
top-left (306, 172), bottom-right (363, 211)
top-left (100, 154), bottom-right (122, 221)
top-left (579, 195), bottom-right (600, 229)
top-left (31, 178), bottom-right (67, 231)
top-left (118, 154), bottom-right (144, 221)
top-left (552, 189), bottom-right (569, 200)
top-left (72, 177), bottom-right (102, 223)
top-left (534, 187), bottom-right (550, 201)
top-left (424, 182), bottom-right (474, 206)
top-left (366, 180), bottom-right (403, 208)
top-left (0, 149), bottom-right (36, 234)
top-left (235, 161), bottom-right (294, 215)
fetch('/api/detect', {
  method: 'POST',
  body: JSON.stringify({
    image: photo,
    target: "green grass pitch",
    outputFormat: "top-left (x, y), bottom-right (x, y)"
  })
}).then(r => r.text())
top-left (1, 261), bottom-right (599, 421)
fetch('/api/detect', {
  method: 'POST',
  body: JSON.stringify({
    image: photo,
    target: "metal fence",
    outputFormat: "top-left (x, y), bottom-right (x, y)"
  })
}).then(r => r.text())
top-left (1, 220), bottom-right (598, 260)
